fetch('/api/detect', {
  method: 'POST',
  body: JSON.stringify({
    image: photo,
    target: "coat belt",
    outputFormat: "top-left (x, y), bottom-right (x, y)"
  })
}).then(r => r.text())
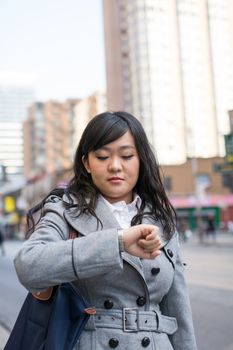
top-left (85, 308), bottom-right (178, 335)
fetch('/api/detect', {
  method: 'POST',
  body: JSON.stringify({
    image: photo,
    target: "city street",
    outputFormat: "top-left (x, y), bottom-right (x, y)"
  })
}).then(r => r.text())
top-left (0, 240), bottom-right (27, 349)
top-left (0, 233), bottom-right (233, 350)
top-left (181, 234), bottom-right (233, 350)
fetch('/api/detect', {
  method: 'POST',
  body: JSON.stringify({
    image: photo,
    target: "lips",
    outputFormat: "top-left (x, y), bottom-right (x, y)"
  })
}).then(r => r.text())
top-left (108, 177), bottom-right (124, 181)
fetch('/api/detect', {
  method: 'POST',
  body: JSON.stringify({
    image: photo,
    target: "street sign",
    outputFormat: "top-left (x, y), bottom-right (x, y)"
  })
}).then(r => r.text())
top-left (224, 134), bottom-right (233, 163)
top-left (4, 196), bottom-right (16, 213)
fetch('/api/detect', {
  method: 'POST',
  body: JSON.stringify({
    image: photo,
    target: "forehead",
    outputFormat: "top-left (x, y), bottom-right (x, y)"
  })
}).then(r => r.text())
top-left (97, 131), bottom-right (136, 151)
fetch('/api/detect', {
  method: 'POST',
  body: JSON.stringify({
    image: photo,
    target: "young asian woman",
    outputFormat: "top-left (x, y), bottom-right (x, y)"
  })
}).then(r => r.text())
top-left (14, 111), bottom-right (197, 350)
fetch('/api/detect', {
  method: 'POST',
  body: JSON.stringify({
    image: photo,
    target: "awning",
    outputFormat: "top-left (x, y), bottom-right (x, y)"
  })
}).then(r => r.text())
top-left (169, 194), bottom-right (233, 208)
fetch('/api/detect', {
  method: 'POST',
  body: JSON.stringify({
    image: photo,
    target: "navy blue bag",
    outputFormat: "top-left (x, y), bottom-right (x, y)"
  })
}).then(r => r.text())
top-left (4, 283), bottom-right (95, 350)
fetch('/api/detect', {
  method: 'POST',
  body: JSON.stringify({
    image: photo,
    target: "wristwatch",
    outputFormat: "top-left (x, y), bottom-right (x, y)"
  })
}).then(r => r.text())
top-left (118, 230), bottom-right (125, 252)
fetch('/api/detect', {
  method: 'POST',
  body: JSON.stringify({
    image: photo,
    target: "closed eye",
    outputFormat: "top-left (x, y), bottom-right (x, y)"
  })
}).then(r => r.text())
top-left (122, 155), bottom-right (134, 160)
top-left (97, 156), bottom-right (108, 160)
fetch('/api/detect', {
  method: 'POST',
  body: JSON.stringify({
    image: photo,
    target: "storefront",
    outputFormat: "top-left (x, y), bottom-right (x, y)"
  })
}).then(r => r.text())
top-left (169, 194), bottom-right (233, 230)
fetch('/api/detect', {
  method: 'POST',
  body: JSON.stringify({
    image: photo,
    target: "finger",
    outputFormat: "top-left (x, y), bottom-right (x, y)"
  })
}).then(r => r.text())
top-left (145, 231), bottom-right (160, 241)
top-left (138, 238), bottom-right (153, 248)
top-left (140, 246), bottom-right (161, 255)
top-left (150, 249), bottom-right (161, 259)
top-left (139, 238), bottom-right (162, 249)
top-left (143, 243), bottom-right (161, 252)
top-left (142, 249), bottom-right (161, 260)
top-left (148, 238), bottom-right (162, 248)
top-left (145, 238), bottom-right (161, 249)
top-left (140, 225), bottom-right (159, 237)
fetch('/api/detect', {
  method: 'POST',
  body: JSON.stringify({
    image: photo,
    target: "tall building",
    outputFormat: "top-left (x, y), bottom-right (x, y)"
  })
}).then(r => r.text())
top-left (103, 0), bottom-right (233, 164)
top-left (0, 85), bottom-right (34, 174)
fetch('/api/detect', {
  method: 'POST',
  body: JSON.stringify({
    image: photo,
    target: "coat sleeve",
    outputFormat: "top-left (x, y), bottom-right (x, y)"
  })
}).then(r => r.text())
top-left (14, 198), bottom-right (123, 292)
top-left (160, 234), bottom-right (197, 350)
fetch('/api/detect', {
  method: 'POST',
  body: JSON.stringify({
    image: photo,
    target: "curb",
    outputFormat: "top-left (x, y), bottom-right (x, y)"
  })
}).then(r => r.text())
top-left (0, 324), bottom-right (10, 350)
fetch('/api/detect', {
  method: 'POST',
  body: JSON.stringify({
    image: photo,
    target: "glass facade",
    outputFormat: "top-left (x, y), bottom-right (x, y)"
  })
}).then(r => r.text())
top-left (0, 86), bottom-right (34, 174)
top-left (104, 0), bottom-right (233, 164)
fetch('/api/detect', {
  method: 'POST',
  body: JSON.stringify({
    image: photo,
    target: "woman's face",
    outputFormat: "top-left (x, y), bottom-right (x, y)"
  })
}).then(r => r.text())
top-left (83, 131), bottom-right (140, 204)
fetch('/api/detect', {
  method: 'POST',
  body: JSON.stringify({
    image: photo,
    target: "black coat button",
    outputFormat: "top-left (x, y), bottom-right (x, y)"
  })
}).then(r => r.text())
top-left (136, 296), bottom-right (146, 306)
top-left (109, 338), bottom-right (119, 348)
top-left (151, 267), bottom-right (160, 275)
top-left (141, 337), bottom-right (150, 347)
top-left (104, 299), bottom-right (114, 309)
top-left (167, 249), bottom-right (173, 257)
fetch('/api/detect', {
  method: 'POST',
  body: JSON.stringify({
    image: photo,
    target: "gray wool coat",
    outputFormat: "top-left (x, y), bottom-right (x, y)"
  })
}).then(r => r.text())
top-left (14, 195), bottom-right (197, 350)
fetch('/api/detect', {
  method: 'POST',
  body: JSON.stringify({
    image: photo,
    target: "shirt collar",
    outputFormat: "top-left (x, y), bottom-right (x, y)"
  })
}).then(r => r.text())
top-left (100, 194), bottom-right (142, 214)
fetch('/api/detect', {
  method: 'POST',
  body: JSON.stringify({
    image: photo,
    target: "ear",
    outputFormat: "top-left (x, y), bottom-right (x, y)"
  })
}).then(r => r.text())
top-left (82, 155), bottom-right (91, 173)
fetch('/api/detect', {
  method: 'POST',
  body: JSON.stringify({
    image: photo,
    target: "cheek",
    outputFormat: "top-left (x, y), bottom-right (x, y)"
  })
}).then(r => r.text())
top-left (89, 163), bottom-right (105, 181)
top-left (129, 159), bottom-right (140, 179)
top-left (134, 158), bottom-right (140, 172)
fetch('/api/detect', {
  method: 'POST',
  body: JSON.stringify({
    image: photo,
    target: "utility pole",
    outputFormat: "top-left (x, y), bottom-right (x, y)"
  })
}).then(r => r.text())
top-left (0, 164), bottom-right (7, 183)
top-left (213, 111), bottom-right (233, 192)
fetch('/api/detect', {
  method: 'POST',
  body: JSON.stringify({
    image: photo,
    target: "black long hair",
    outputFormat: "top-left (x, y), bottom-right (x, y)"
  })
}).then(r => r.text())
top-left (27, 111), bottom-right (176, 239)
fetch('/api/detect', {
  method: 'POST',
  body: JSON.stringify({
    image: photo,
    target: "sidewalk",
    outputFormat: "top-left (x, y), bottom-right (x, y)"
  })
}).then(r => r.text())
top-left (181, 231), bottom-right (233, 292)
top-left (0, 239), bottom-right (23, 349)
top-left (1, 239), bottom-right (24, 260)
top-left (181, 230), bottom-right (233, 249)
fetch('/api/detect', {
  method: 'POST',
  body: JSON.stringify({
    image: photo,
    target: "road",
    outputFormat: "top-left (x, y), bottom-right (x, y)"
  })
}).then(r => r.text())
top-left (0, 241), bottom-right (26, 331)
top-left (182, 235), bottom-right (233, 350)
top-left (0, 234), bottom-right (233, 349)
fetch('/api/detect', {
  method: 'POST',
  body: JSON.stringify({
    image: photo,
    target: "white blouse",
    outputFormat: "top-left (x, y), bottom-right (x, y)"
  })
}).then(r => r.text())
top-left (101, 194), bottom-right (142, 229)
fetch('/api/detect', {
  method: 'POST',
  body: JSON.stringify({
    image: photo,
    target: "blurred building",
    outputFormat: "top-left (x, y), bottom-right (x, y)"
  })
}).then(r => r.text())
top-left (23, 99), bottom-right (76, 207)
top-left (0, 85), bottom-right (34, 175)
top-left (23, 91), bottom-right (106, 207)
top-left (24, 91), bottom-right (106, 178)
top-left (72, 90), bottom-right (106, 154)
top-left (103, 0), bottom-right (233, 164)
top-left (23, 100), bottom-right (76, 179)
top-left (0, 83), bottom-right (34, 236)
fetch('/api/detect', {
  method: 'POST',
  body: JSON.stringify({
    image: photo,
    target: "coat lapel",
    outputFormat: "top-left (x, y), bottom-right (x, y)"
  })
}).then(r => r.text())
top-left (64, 196), bottom-right (144, 274)
top-left (64, 196), bottom-right (121, 235)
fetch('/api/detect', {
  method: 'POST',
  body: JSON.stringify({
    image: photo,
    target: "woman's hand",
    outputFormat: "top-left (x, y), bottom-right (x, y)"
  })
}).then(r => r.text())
top-left (122, 224), bottom-right (162, 259)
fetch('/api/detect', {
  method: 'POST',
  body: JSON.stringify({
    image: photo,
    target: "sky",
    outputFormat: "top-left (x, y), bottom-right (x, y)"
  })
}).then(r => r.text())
top-left (0, 0), bottom-right (106, 101)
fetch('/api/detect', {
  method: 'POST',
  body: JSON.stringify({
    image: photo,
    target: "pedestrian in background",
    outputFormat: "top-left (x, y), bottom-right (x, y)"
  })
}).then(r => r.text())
top-left (227, 220), bottom-right (233, 235)
top-left (206, 215), bottom-right (217, 244)
top-left (179, 219), bottom-right (192, 242)
top-left (196, 216), bottom-right (206, 244)
top-left (0, 226), bottom-right (5, 255)
top-left (14, 111), bottom-right (197, 349)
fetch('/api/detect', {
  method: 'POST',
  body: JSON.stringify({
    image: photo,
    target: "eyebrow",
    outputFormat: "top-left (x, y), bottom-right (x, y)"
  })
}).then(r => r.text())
top-left (97, 145), bottom-right (136, 151)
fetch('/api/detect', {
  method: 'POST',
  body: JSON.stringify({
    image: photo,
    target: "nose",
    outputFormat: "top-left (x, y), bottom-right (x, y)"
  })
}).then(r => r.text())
top-left (108, 156), bottom-right (122, 172)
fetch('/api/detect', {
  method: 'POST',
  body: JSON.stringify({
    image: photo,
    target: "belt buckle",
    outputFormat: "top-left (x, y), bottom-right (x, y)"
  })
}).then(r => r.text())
top-left (123, 308), bottom-right (139, 332)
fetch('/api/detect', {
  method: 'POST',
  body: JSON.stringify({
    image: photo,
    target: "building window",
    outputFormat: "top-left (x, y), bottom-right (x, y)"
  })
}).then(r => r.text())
top-left (164, 176), bottom-right (172, 192)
